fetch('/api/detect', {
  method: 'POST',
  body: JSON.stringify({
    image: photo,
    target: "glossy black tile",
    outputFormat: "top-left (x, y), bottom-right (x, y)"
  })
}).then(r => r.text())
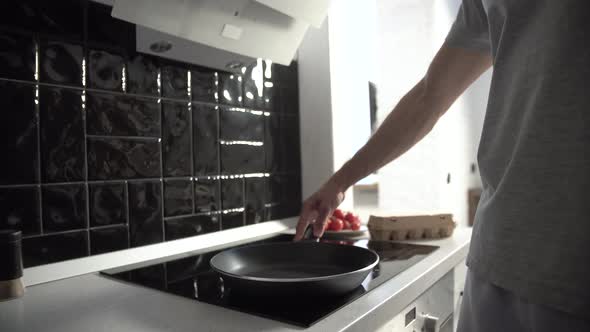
top-left (274, 62), bottom-right (299, 115)
top-left (245, 178), bottom-right (266, 225)
top-left (218, 72), bottom-right (242, 106)
top-left (162, 101), bottom-right (191, 177)
top-left (268, 175), bottom-right (301, 205)
top-left (264, 115), bottom-right (280, 173)
top-left (221, 212), bottom-right (244, 230)
top-left (22, 230), bottom-right (88, 268)
top-left (280, 116), bottom-right (301, 173)
top-left (0, 32), bottom-right (35, 80)
top-left (39, 39), bottom-right (83, 87)
top-left (165, 214), bottom-right (220, 241)
top-left (87, 1), bottom-right (135, 53)
top-left (88, 49), bottom-right (125, 91)
top-left (164, 179), bottom-right (193, 217)
top-left (128, 181), bottom-right (163, 246)
top-left (242, 60), bottom-right (273, 110)
top-left (0, 187), bottom-right (40, 236)
top-left (166, 251), bottom-right (217, 284)
top-left (86, 92), bottom-right (160, 137)
top-left (220, 108), bottom-right (264, 141)
top-left (265, 204), bottom-right (299, 222)
top-left (127, 54), bottom-right (159, 96)
top-left (89, 183), bottom-right (126, 227)
top-left (193, 104), bottom-right (219, 175)
top-left (40, 0), bottom-right (85, 38)
top-left (265, 115), bottom-right (301, 173)
top-left (42, 184), bottom-right (86, 232)
top-left (130, 264), bottom-right (165, 290)
top-left (161, 64), bottom-right (188, 100)
top-left (221, 178), bottom-right (244, 210)
top-left (220, 144), bottom-right (265, 174)
top-left (90, 226), bottom-right (129, 255)
top-left (2, 0), bottom-right (85, 39)
top-left (194, 178), bottom-right (220, 213)
top-left (39, 87), bottom-right (85, 182)
top-left (0, 2), bottom-right (38, 32)
top-left (191, 66), bottom-right (217, 103)
top-left (87, 138), bottom-right (160, 180)
top-left (0, 82), bottom-right (38, 185)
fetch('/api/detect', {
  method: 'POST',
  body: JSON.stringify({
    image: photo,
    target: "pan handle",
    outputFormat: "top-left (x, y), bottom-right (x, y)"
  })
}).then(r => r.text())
top-left (303, 224), bottom-right (320, 242)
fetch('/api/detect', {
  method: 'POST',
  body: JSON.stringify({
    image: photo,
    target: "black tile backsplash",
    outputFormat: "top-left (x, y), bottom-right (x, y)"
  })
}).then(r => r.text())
top-left (88, 49), bottom-right (125, 91)
top-left (218, 72), bottom-right (243, 106)
top-left (0, 32), bottom-right (35, 81)
top-left (0, 82), bottom-right (37, 184)
top-left (0, 0), bottom-right (301, 268)
top-left (22, 231), bottom-right (88, 268)
top-left (161, 64), bottom-right (189, 100)
top-left (39, 40), bottom-right (83, 87)
top-left (165, 214), bottom-right (220, 241)
top-left (86, 92), bottom-right (160, 137)
top-left (40, 87), bottom-right (85, 182)
top-left (42, 184), bottom-right (87, 232)
top-left (193, 104), bottom-right (219, 175)
top-left (162, 101), bottom-right (191, 177)
top-left (221, 212), bottom-right (245, 230)
top-left (127, 54), bottom-right (159, 96)
top-left (194, 178), bottom-right (220, 213)
top-left (90, 225), bottom-right (129, 255)
top-left (221, 178), bottom-right (244, 210)
top-left (220, 108), bottom-right (264, 141)
top-left (221, 144), bottom-right (265, 174)
top-left (0, 186), bottom-right (40, 236)
top-left (128, 181), bottom-right (163, 247)
top-left (87, 138), bottom-right (160, 180)
top-left (164, 179), bottom-right (193, 217)
top-left (89, 183), bottom-right (126, 227)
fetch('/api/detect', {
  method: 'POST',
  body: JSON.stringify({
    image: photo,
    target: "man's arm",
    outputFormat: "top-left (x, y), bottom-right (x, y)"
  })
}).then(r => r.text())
top-left (295, 45), bottom-right (492, 240)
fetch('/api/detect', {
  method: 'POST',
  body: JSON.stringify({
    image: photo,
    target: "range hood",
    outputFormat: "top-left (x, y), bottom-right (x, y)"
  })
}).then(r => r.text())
top-left (110, 0), bottom-right (331, 71)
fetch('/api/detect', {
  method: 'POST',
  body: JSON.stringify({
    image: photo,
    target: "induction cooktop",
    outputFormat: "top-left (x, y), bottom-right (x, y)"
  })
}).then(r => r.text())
top-left (101, 235), bottom-right (438, 327)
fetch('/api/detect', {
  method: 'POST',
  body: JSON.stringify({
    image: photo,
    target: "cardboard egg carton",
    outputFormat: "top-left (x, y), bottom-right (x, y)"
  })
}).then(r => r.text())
top-left (368, 213), bottom-right (456, 241)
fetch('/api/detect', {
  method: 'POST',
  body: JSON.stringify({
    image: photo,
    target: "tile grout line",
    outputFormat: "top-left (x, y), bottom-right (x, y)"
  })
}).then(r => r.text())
top-left (216, 105), bottom-right (223, 231)
top-left (188, 70), bottom-right (196, 215)
top-left (241, 177), bottom-right (246, 226)
top-left (159, 68), bottom-right (166, 244)
top-left (82, 51), bottom-right (91, 257)
top-left (86, 134), bottom-right (161, 141)
top-left (33, 37), bottom-right (44, 236)
top-left (0, 172), bottom-right (294, 189)
top-left (125, 181), bottom-right (131, 249)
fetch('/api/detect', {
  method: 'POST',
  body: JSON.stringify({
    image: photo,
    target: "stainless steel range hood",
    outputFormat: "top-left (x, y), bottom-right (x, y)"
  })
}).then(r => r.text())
top-left (110, 0), bottom-right (331, 71)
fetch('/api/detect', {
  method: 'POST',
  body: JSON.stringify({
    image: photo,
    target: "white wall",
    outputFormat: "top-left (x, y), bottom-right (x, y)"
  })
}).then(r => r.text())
top-left (298, 0), bottom-right (377, 209)
top-left (375, 0), bottom-right (491, 226)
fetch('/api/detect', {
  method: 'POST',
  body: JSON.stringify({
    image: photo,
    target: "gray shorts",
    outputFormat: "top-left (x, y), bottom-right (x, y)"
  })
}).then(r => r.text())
top-left (457, 269), bottom-right (590, 332)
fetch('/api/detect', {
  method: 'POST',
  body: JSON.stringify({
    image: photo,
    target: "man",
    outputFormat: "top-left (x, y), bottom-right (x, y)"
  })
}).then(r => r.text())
top-left (295, 0), bottom-right (590, 330)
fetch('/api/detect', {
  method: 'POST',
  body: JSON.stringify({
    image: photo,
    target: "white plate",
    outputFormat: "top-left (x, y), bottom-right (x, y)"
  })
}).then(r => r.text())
top-left (323, 225), bottom-right (368, 237)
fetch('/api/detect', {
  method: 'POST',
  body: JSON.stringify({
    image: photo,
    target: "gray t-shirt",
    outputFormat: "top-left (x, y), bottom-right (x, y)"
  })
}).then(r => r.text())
top-left (446, 0), bottom-right (590, 319)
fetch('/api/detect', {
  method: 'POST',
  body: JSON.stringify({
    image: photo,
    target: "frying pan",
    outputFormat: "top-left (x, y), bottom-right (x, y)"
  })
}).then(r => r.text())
top-left (210, 227), bottom-right (380, 296)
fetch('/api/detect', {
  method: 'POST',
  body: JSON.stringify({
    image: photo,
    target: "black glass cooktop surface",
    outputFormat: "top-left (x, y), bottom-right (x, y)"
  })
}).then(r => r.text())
top-left (101, 235), bottom-right (438, 327)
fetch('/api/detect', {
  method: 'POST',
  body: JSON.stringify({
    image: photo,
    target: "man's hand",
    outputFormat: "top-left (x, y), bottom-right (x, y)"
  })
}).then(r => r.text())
top-left (294, 179), bottom-right (346, 240)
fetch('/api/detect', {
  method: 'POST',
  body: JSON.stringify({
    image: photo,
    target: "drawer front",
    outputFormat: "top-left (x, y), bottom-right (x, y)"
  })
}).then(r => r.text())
top-left (375, 270), bottom-right (454, 332)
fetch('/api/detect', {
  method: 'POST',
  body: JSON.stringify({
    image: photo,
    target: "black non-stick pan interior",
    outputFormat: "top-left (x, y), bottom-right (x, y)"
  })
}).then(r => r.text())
top-left (211, 242), bottom-right (377, 280)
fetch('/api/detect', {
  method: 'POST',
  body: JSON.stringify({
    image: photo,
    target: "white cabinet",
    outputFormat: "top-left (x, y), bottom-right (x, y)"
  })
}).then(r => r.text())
top-left (375, 271), bottom-right (454, 332)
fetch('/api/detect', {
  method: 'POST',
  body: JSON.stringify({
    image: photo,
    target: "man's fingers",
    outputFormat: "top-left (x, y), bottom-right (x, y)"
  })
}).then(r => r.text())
top-left (294, 205), bottom-right (316, 241)
top-left (313, 206), bottom-right (331, 238)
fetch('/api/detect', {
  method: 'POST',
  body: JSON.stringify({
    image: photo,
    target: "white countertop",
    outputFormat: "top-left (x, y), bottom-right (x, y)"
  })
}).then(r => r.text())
top-left (0, 227), bottom-right (472, 332)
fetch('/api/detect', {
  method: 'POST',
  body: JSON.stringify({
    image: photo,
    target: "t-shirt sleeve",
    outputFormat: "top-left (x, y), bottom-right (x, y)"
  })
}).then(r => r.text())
top-left (445, 0), bottom-right (491, 53)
